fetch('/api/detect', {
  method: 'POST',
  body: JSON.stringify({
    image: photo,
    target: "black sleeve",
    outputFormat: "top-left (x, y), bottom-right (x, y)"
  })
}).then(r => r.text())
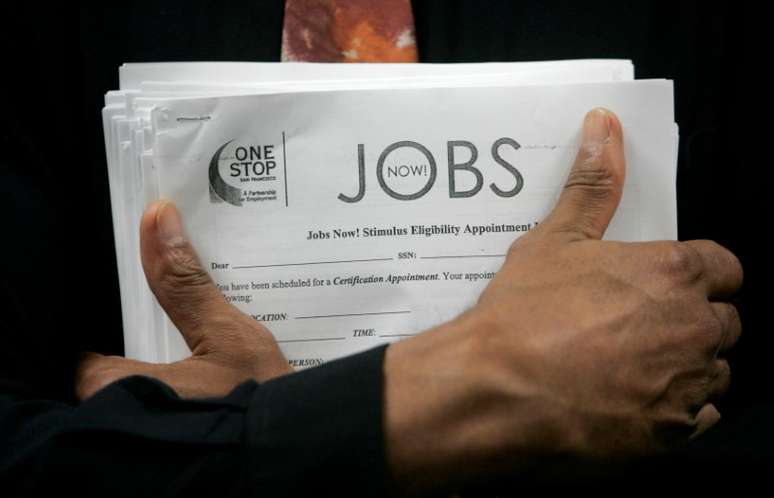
top-left (0, 344), bottom-right (390, 498)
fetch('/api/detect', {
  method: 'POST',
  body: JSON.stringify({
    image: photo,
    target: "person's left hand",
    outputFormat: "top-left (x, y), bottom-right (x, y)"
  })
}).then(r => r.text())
top-left (76, 200), bottom-right (293, 400)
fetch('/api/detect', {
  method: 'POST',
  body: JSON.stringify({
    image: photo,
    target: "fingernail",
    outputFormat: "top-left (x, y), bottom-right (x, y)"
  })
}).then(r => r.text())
top-left (582, 108), bottom-right (611, 145)
top-left (156, 200), bottom-right (185, 246)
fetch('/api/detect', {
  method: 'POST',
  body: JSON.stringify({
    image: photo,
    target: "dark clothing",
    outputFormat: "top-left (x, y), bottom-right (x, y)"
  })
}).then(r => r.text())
top-left (0, 1), bottom-right (767, 496)
top-left (1, 345), bottom-right (388, 497)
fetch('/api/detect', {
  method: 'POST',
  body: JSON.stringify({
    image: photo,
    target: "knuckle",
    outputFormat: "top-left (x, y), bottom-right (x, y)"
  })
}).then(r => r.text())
top-left (709, 360), bottom-right (731, 398)
top-left (506, 236), bottom-right (526, 256)
top-left (76, 364), bottom-right (118, 399)
top-left (660, 242), bottom-right (702, 281)
top-left (506, 234), bottom-right (537, 258)
top-left (563, 167), bottom-right (617, 201)
top-left (694, 307), bottom-right (724, 350)
top-left (715, 360), bottom-right (731, 385)
top-left (718, 302), bottom-right (740, 329)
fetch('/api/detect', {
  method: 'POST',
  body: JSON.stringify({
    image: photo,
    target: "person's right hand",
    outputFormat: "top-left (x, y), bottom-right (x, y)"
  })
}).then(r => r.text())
top-left (384, 108), bottom-right (743, 493)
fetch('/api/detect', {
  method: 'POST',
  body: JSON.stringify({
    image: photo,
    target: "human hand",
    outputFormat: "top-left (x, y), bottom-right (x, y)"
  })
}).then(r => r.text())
top-left (384, 108), bottom-right (743, 491)
top-left (76, 200), bottom-right (292, 400)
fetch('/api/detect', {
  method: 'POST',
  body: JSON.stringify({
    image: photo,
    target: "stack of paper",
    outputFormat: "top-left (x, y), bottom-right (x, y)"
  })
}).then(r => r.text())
top-left (102, 60), bottom-right (678, 367)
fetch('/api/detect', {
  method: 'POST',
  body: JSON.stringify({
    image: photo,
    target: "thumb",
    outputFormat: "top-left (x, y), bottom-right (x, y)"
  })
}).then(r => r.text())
top-left (140, 199), bottom-right (235, 350)
top-left (541, 108), bottom-right (625, 241)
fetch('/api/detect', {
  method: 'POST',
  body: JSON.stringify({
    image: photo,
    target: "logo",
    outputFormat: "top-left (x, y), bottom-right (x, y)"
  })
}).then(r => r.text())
top-left (209, 139), bottom-right (281, 207)
top-left (338, 138), bottom-right (523, 203)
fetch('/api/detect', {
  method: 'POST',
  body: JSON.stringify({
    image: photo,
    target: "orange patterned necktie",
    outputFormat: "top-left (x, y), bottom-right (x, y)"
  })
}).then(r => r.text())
top-left (281, 0), bottom-right (418, 62)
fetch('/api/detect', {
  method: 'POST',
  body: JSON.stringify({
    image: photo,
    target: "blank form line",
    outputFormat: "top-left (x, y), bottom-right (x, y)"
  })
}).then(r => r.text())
top-left (420, 254), bottom-right (506, 260)
top-left (379, 333), bottom-right (417, 338)
top-left (296, 310), bottom-right (411, 320)
top-left (233, 257), bottom-right (393, 269)
top-left (278, 337), bottom-right (346, 344)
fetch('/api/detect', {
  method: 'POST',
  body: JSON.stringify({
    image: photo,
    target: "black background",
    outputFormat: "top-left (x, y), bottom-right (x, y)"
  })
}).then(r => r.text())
top-left (0, 0), bottom-right (768, 493)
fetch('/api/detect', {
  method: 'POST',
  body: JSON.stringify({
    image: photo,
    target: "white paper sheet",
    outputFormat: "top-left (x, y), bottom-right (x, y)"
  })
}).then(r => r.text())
top-left (119, 59), bottom-right (634, 89)
top-left (147, 80), bottom-right (675, 365)
top-left (100, 60), bottom-right (676, 365)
